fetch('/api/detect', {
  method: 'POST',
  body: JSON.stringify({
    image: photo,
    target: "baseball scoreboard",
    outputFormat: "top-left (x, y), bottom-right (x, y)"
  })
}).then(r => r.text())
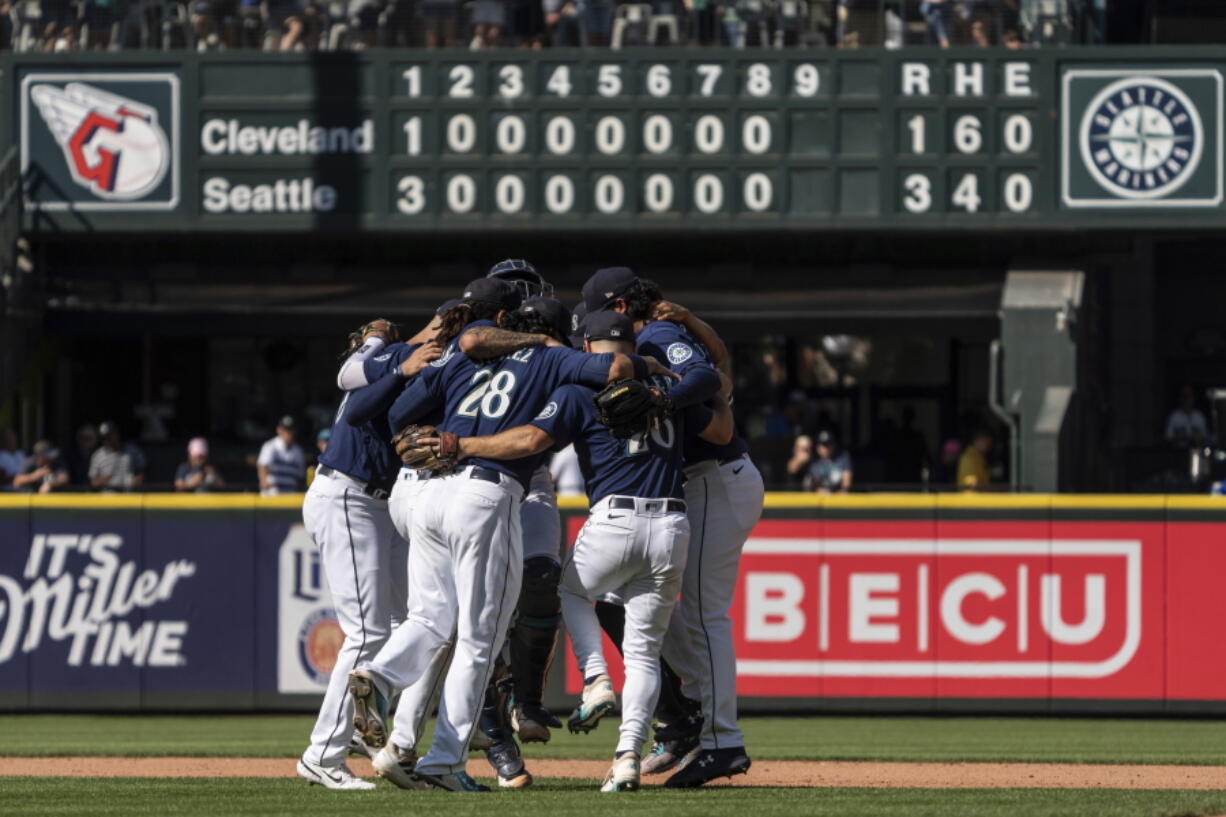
top-left (2, 48), bottom-right (1223, 231)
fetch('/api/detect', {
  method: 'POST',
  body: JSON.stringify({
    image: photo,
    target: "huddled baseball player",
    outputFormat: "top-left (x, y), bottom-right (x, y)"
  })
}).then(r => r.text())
top-left (428, 309), bottom-right (732, 791)
top-left (582, 267), bottom-right (766, 788)
top-left (345, 287), bottom-right (665, 792)
top-left (295, 319), bottom-right (440, 790)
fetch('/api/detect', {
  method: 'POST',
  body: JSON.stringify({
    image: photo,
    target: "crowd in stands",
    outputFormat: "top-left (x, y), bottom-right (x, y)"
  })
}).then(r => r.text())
top-left (0, 0), bottom-right (1093, 53)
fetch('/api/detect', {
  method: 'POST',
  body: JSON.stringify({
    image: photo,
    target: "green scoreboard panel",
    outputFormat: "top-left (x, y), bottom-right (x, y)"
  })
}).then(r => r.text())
top-left (4, 48), bottom-right (1223, 231)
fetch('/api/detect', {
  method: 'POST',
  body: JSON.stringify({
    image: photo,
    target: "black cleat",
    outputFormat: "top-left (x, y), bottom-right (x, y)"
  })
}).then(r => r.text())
top-left (663, 747), bottom-right (751, 788)
top-left (641, 734), bottom-right (700, 775)
top-left (654, 711), bottom-right (704, 742)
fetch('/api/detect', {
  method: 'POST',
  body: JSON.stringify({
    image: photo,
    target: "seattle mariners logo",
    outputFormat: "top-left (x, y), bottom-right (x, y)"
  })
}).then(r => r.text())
top-left (536, 401), bottom-right (558, 420)
top-left (1080, 77), bottom-right (1202, 199)
top-left (667, 343), bottom-right (693, 365)
top-left (430, 346), bottom-right (456, 368)
top-left (21, 72), bottom-right (180, 211)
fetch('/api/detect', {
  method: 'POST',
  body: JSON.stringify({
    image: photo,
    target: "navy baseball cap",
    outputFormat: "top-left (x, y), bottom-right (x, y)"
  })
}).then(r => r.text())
top-left (582, 267), bottom-right (639, 313)
top-left (518, 297), bottom-right (572, 343)
top-left (568, 302), bottom-right (588, 349)
top-left (462, 277), bottom-right (522, 311)
top-left (584, 310), bottom-right (636, 343)
top-left (435, 297), bottom-right (463, 316)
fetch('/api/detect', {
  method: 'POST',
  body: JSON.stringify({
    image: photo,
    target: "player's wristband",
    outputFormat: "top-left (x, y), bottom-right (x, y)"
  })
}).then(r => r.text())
top-left (628, 354), bottom-right (649, 381)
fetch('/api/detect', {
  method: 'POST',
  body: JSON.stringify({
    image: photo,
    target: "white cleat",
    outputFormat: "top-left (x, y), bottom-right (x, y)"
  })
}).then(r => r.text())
top-left (372, 743), bottom-right (432, 790)
top-left (601, 754), bottom-right (641, 792)
top-left (296, 757), bottom-right (376, 790)
top-left (567, 674), bottom-right (617, 734)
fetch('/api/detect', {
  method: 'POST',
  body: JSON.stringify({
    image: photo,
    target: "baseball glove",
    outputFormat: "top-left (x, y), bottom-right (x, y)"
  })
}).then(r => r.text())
top-left (391, 424), bottom-right (460, 474)
top-left (593, 379), bottom-right (673, 439)
top-left (341, 318), bottom-right (399, 359)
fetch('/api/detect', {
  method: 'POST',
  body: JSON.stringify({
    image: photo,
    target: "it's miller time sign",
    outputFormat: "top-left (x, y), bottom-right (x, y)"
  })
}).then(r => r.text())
top-left (1062, 67), bottom-right (1223, 208)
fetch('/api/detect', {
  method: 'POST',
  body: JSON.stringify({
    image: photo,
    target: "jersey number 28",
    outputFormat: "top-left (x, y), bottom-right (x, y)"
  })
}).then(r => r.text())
top-left (457, 369), bottom-right (517, 419)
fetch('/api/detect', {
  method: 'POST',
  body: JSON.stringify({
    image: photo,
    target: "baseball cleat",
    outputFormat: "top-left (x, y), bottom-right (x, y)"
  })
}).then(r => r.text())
top-left (512, 702), bottom-right (559, 743)
top-left (641, 734), bottom-right (700, 775)
top-left (600, 754), bottom-right (640, 793)
top-left (486, 739), bottom-right (533, 789)
top-left (347, 669), bottom-right (389, 749)
top-left (372, 743), bottom-right (431, 790)
top-left (654, 711), bottom-right (704, 742)
top-left (296, 757), bottom-right (376, 790)
top-left (567, 674), bottom-right (616, 734)
top-left (663, 747), bottom-right (751, 789)
top-left (414, 770), bottom-right (491, 792)
top-left (347, 730), bottom-right (376, 760)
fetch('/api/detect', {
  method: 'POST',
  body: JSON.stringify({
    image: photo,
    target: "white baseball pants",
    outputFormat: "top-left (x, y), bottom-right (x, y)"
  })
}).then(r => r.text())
top-left (663, 456), bottom-right (765, 751)
top-left (365, 467), bottom-right (523, 775)
top-left (301, 470), bottom-right (404, 767)
top-left (561, 498), bottom-right (689, 756)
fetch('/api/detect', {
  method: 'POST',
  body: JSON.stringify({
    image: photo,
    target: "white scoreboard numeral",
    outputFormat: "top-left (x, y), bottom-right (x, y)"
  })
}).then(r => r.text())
top-left (954, 114), bottom-right (982, 154)
top-left (906, 114), bottom-right (925, 154)
top-left (446, 114), bottom-right (476, 153)
top-left (647, 64), bottom-right (672, 97)
top-left (742, 115), bottom-right (771, 154)
top-left (498, 64), bottom-right (524, 98)
top-left (1003, 173), bottom-right (1032, 212)
top-left (643, 115), bottom-right (673, 154)
top-left (596, 116), bottom-right (626, 155)
top-left (697, 64), bottom-right (722, 96)
top-left (694, 115), bottom-right (724, 154)
top-left (598, 64), bottom-right (622, 97)
top-left (546, 65), bottom-right (572, 97)
top-left (793, 63), bottom-right (819, 97)
top-left (693, 174), bottom-right (724, 214)
top-left (495, 176), bottom-right (525, 213)
top-left (495, 116), bottom-right (526, 154)
top-left (1004, 114), bottom-right (1032, 154)
top-left (743, 172), bottom-right (772, 212)
top-left (397, 175), bottom-right (425, 215)
top-left (903, 174), bottom-right (932, 213)
top-left (448, 65), bottom-right (475, 98)
top-left (545, 175), bottom-right (574, 214)
top-left (402, 66), bottom-right (421, 97)
top-left (951, 173), bottom-right (981, 213)
top-left (595, 175), bottom-right (624, 214)
top-left (447, 174), bottom-right (476, 213)
top-left (746, 63), bottom-right (772, 97)
top-left (545, 117), bottom-right (575, 155)
top-left (403, 117), bottom-right (421, 156)
top-left (644, 174), bottom-right (673, 212)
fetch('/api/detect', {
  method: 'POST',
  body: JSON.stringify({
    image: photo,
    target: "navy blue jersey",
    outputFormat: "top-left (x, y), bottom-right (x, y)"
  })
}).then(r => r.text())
top-left (532, 379), bottom-right (713, 504)
top-left (318, 390), bottom-right (400, 492)
top-left (364, 341), bottom-right (417, 383)
top-left (391, 333), bottom-right (615, 488)
top-left (636, 321), bottom-right (748, 465)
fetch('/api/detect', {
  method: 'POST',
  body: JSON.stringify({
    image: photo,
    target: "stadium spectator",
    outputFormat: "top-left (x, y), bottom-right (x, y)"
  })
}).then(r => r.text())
top-left (1165, 385), bottom-right (1210, 447)
top-left (419, 0), bottom-right (460, 46)
top-left (786, 433), bottom-right (814, 488)
top-left (175, 437), bottom-right (226, 492)
top-left (542, 0), bottom-right (581, 45)
top-left (919, 0), bottom-right (951, 46)
top-left (469, 0), bottom-right (505, 47)
top-left (0, 428), bottom-right (24, 491)
top-left (88, 421), bottom-right (146, 492)
top-left (306, 427), bottom-right (330, 485)
top-left (257, 415), bottom-right (306, 495)
top-left (837, 0), bottom-right (881, 46)
top-left (13, 441), bottom-right (70, 493)
top-left (956, 429), bottom-right (993, 490)
top-left (348, 0), bottom-right (383, 46)
top-left (804, 430), bottom-right (853, 493)
top-left (935, 438), bottom-right (962, 485)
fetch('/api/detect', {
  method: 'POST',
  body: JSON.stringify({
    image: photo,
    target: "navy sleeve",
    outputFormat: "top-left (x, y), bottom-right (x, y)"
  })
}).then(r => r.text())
top-left (387, 367), bottom-right (444, 431)
top-left (345, 372), bottom-right (408, 427)
top-left (681, 402), bottom-right (716, 439)
top-left (639, 324), bottom-right (721, 409)
top-left (362, 342), bottom-right (417, 384)
top-left (552, 348), bottom-right (616, 388)
top-left (530, 386), bottom-right (585, 449)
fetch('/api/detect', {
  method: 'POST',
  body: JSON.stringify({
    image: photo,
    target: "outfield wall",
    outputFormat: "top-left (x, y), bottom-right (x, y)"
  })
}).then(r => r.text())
top-left (0, 493), bottom-right (1223, 715)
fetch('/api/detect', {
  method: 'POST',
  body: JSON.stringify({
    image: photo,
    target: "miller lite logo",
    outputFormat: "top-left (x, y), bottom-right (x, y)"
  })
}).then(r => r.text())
top-left (21, 72), bottom-right (180, 211)
top-left (1062, 68), bottom-right (1223, 208)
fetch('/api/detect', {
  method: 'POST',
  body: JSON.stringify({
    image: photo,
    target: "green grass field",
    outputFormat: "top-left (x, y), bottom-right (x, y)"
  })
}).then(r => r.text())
top-left (3, 715), bottom-right (1226, 817)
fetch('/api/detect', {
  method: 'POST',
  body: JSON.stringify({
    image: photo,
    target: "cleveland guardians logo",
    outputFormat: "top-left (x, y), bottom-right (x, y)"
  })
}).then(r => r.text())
top-left (21, 72), bottom-right (180, 211)
top-left (1062, 68), bottom-right (1223, 208)
top-left (1079, 77), bottom-right (1201, 199)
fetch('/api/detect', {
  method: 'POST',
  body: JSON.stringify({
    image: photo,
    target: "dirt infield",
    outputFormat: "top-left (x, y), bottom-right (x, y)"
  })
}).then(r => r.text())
top-left (2, 758), bottom-right (1225, 789)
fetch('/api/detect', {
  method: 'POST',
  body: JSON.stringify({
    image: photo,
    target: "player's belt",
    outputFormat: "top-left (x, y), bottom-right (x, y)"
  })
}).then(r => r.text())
top-left (468, 466), bottom-right (503, 484)
top-left (608, 496), bottom-right (686, 514)
top-left (317, 465), bottom-right (391, 500)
